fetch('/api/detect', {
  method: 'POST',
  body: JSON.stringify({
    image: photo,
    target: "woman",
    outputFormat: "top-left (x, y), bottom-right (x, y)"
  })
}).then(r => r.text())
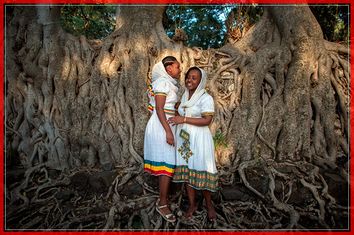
top-left (144, 56), bottom-right (181, 223)
top-left (168, 67), bottom-right (218, 222)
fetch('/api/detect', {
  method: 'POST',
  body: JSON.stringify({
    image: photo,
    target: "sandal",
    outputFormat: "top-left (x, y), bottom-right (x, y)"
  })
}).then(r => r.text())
top-left (155, 199), bottom-right (176, 223)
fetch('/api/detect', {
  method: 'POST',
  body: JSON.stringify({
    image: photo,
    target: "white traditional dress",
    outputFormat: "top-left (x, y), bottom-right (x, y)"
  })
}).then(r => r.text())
top-left (173, 68), bottom-right (218, 192)
top-left (144, 62), bottom-right (178, 177)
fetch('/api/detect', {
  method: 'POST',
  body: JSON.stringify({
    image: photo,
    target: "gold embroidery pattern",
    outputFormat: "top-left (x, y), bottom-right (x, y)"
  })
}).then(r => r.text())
top-left (178, 129), bottom-right (193, 163)
top-left (173, 166), bottom-right (219, 192)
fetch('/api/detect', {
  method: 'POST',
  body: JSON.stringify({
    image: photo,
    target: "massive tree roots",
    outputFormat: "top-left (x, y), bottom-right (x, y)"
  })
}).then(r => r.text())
top-left (5, 6), bottom-right (349, 231)
top-left (5, 160), bottom-right (348, 230)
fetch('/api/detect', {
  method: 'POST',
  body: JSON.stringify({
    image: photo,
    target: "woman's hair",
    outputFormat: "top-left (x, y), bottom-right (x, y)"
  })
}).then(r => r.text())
top-left (162, 56), bottom-right (177, 68)
top-left (185, 66), bottom-right (202, 79)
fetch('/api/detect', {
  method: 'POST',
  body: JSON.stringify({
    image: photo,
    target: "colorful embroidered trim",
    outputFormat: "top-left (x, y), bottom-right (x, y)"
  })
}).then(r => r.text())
top-left (148, 103), bottom-right (154, 112)
top-left (164, 108), bottom-right (175, 115)
top-left (147, 104), bottom-right (175, 115)
top-left (155, 92), bottom-right (167, 96)
top-left (173, 165), bottom-right (219, 192)
top-left (178, 129), bottom-right (193, 163)
top-left (201, 112), bottom-right (214, 117)
top-left (144, 160), bottom-right (175, 177)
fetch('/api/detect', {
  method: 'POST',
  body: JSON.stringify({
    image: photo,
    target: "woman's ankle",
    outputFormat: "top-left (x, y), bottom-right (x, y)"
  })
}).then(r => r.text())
top-left (159, 197), bottom-right (168, 206)
top-left (185, 205), bottom-right (197, 217)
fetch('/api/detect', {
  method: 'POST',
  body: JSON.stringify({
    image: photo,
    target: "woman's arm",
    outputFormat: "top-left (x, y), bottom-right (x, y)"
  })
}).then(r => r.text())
top-left (174, 102), bottom-right (181, 116)
top-left (168, 115), bottom-right (213, 126)
top-left (155, 95), bottom-right (175, 146)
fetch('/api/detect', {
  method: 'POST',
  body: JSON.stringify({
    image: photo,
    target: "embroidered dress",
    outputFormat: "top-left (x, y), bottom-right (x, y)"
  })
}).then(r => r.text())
top-left (144, 62), bottom-right (178, 177)
top-left (173, 69), bottom-right (218, 192)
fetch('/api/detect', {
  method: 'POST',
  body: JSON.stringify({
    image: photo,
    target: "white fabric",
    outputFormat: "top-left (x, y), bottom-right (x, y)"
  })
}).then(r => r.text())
top-left (151, 62), bottom-right (177, 85)
top-left (144, 62), bottom-right (179, 171)
top-left (176, 93), bottom-right (217, 173)
top-left (149, 79), bottom-right (178, 111)
top-left (144, 112), bottom-right (176, 168)
top-left (148, 62), bottom-right (178, 112)
top-left (180, 68), bottom-right (207, 114)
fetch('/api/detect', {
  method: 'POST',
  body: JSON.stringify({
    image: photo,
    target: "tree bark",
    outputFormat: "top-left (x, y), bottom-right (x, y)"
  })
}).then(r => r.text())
top-left (5, 5), bottom-right (349, 230)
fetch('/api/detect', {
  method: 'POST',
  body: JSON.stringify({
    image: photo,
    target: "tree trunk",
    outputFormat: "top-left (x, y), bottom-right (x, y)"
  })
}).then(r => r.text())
top-left (5, 5), bottom-right (349, 230)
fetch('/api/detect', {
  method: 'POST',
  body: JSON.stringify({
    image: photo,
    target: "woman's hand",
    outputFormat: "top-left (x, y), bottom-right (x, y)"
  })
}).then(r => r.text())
top-left (169, 115), bottom-right (213, 126)
top-left (168, 116), bottom-right (184, 126)
top-left (166, 130), bottom-right (175, 146)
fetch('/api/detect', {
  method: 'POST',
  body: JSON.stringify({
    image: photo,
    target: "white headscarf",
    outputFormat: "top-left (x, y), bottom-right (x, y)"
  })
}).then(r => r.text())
top-left (151, 61), bottom-right (177, 85)
top-left (147, 61), bottom-right (178, 113)
top-left (180, 67), bottom-right (207, 114)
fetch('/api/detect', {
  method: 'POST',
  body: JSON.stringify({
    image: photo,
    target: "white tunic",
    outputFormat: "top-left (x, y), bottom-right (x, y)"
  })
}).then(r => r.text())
top-left (173, 93), bottom-right (218, 191)
top-left (144, 78), bottom-right (178, 177)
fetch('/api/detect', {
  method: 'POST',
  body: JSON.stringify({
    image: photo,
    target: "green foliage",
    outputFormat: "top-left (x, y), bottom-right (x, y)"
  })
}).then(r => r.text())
top-left (59, 5), bottom-right (349, 46)
top-left (227, 5), bottom-right (263, 30)
top-left (310, 5), bottom-right (349, 42)
top-left (60, 5), bottom-right (116, 39)
top-left (164, 5), bottom-right (235, 49)
top-left (213, 129), bottom-right (228, 149)
top-left (164, 5), bottom-right (264, 49)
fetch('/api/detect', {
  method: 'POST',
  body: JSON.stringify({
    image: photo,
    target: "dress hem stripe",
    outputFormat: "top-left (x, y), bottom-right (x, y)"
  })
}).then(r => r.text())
top-left (144, 168), bottom-right (173, 177)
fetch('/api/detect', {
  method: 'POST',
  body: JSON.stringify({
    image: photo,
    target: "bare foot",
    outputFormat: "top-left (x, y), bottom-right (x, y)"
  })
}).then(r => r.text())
top-left (206, 204), bottom-right (216, 221)
top-left (184, 205), bottom-right (197, 218)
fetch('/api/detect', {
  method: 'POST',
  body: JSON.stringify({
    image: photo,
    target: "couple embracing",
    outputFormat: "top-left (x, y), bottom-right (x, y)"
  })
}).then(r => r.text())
top-left (144, 56), bottom-right (218, 223)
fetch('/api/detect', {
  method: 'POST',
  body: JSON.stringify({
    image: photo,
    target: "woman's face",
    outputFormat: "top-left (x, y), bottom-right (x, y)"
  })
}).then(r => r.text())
top-left (185, 69), bottom-right (201, 92)
top-left (166, 62), bottom-right (181, 79)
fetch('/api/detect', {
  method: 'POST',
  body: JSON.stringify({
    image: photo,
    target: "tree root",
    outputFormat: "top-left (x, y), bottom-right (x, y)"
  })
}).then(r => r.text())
top-left (238, 159), bottom-right (265, 199)
top-left (6, 160), bottom-right (348, 230)
top-left (5, 6), bottom-right (349, 231)
top-left (266, 166), bottom-right (300, 229)
top-left (300, 178), bottom-right (328, 228)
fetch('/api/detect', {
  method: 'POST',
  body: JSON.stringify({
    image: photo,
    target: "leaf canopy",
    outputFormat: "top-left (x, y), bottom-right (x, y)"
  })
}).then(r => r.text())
top-left (60, 5), bottom-right (349, 46)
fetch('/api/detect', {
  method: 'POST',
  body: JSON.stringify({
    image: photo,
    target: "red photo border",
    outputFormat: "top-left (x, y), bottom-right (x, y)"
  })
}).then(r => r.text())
top-left (0, 0), bottom-right (352, 235)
